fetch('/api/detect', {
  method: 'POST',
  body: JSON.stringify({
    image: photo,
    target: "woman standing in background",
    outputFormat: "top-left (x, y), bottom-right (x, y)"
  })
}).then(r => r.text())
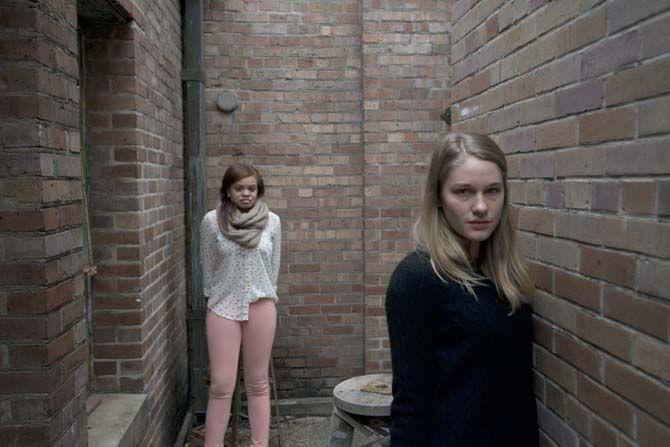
top-left (200, 163), bottom-right (281, 447)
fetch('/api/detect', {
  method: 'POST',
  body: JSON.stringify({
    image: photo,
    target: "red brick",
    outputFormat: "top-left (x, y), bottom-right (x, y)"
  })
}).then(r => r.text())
top-left (576, 311), bottom-right (633, 361)
top-left (536, 119), bottom-right (577, 149)
top-left (528, 261), bottom-right (554, 292)
top-left (578, 375), bottom-right (634, 435)
top-left (603, 287), bottom-right (669, 340)
top-left (536, 0), bottom-right (581, 35)
top-left (94, 343), bottom-right (142, 359)
top-left (622, 181), bottom-right (656, 215)
top-left (567, 6), bottom-right (606, 51)
top-left (581, 31), bottom-right (640, 79)
top-left (545, 381), bottom-right (566, 417)
top-left (579, 246), bottom-right (636, 288)
top-left (10, 397), bottom-right (49, 421)
top-left (62, 343), bottom-right (87, 375)
top-left (0, 38), bottom-right (50, 64)
top-left (0, 369), bottom-right (60, 394)
top-left (554, 330), bottom-right (600, 379)
top-left (555, 80), bottom-right (603, 116)
top-left (537, 237), bottom-right (578, 270)
top-left (638, 411), bottom-right (670, 447)
top-left (608, 0), bottom-right (670, 33)
top-left (555, 146), bottom-right (604, 177)
top-left (0, 425), bottom-right (51, 447)
top-left (519, 151), bottom-right (555, 178)
top-left (565, 396), bottom-right (590, 437)
top-left (578, 108), bottom-right (635, 144)
top-left (604, 358), bottom-right (670, 425)
top-left (555, 214), bottom-right (626, 249)
top-left (640, 13), bottom-right (670, 59)
top-left (554, 270), bottom-right (599, 310)
top-left (626, 220), bottom-right (670, 258)
top-left (0, 5), bottom-right (38, 28)
top-left (591, 416), bottom-right (618, 447)
top-left (8, 344), bottom-right (48, 368)
top-left (93, 310), bottom-right (143, 327)
top-left (632, 336), bottom-right (670, 381)
top-left (563, 181), bottom-right (589, 209)
top-left (520, 94), bottom-right (555, 125)
top-left (533, 316), bottom-right (554, 350)
top-left (535, 54), bottom-right (580, 93)
top-left (590, 181), bottom-right (620, 212)
top-left (61, 297), bottom-right (84, 328)
top-left (0, 262), bottom-right (56, 286)
top-left (638, 258), bottom-right (670, 299)
top-left (7, 279), bottom-right (75, 314)
top-left (533, 291), bottom-right (578, 333)
top-left (605, 58), bottom-right (670, 106)
top-left (0, 208), bottom-right (52, 231)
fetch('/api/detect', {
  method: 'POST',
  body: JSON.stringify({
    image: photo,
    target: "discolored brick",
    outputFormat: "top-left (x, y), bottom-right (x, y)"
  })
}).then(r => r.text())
top-left (580, 246), bottom-right (636, 288)
top-left (605, 58), bottom-right (670, 106)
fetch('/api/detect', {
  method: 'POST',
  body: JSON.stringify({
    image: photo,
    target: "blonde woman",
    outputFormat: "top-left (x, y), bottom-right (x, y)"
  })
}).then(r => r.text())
top-left (200, 163), bottom-right (281, 447)
top-left (385, 133), bottom-right (538, 446)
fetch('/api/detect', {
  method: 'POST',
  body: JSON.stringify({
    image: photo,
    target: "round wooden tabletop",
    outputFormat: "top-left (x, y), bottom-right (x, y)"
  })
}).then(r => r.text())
top-left (333, 373), bottom-right (393, 417)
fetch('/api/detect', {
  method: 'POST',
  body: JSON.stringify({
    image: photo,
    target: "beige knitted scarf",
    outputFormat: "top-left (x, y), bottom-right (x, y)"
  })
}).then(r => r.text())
top-left (217, 200), bottom-right (269, 248)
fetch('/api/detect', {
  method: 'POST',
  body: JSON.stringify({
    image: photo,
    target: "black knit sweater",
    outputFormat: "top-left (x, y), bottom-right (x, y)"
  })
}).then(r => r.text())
top-left (385, 251), bottom-right (538, 447)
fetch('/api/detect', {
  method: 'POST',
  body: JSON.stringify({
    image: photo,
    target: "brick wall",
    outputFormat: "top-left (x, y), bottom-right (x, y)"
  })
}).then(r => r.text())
top-left (450, 0), bottom-right (670, 445)
top-left (204, 0), bottom-right (367, 398)
top-left (362, 0), bottom-right (451, 373)
top-left (5, 0), bottom-right (667, 445)
top-left (0, 1), bottom-right (88, 445)
top-left (203, 0), bottom-right (450, 398)
top-left (129, 2), bottom-right (188, 444)
top-left (0, 0), bottom-right (187, 445)
top-left (82, 0), bottom-right (188, 445)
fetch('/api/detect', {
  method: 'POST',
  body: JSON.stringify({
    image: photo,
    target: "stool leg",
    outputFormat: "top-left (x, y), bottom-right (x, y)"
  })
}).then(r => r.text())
top-left (328, 405), bottom-right (354, 447)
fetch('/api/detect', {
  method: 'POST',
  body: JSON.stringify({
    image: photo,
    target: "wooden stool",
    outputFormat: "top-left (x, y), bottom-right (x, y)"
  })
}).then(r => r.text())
top-left (328, 374), bottom-right (392, 447)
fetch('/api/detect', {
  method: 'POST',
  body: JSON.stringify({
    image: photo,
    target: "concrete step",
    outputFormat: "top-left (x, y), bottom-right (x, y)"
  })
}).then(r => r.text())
top-left (87, 394), bottom-right (148, 447)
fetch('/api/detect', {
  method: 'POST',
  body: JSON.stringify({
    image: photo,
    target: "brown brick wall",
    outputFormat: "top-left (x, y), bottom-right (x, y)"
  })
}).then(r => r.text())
top-left (4, 0), bottom-right (668, 445)
top-left (203, 0), bottom-right (450, 397)
top-left (362, 1), bottom-right (451, 373)
top-left (0, 0), bottom-right (87, 445)
top-left (82, 0), bottom-right (188, 444)
top-left (204, 0), bottom-right (367, 398)
top-left (1, 0), bottom-right (187, 445)
top-left (451, 0), bottom-right (670, 445)
top-left (129, 2), bottom-right (188, 444)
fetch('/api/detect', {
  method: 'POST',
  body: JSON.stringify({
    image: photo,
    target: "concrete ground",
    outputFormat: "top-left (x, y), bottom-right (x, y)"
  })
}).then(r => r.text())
top-left (185, 416), bottom-right (374, 447)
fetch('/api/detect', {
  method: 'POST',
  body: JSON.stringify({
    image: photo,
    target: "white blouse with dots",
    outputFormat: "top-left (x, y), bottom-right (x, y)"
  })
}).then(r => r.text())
top-left (200, 209), bottom-right (281, 321)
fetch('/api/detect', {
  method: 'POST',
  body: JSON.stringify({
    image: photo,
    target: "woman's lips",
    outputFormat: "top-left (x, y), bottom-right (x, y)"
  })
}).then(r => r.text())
top-left (469, 221), bottom-right (489, 229)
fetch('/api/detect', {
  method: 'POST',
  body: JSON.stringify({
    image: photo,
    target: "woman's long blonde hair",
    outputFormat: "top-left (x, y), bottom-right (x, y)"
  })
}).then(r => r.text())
top-left (413, 132), bottom-right (534, 312)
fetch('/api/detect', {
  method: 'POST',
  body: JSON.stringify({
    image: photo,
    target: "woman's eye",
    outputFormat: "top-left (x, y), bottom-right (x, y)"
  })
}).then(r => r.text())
top-left (455, 189), bottom-right (471, 196)
top-left (486, 188), bottom-right (501, 194)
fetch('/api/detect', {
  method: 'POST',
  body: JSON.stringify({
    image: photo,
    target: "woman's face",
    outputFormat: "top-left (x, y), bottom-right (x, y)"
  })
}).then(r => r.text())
top-left (440, 155), bottom-right (505, 245)
top-left (228, 175), bottom-right (259, 211)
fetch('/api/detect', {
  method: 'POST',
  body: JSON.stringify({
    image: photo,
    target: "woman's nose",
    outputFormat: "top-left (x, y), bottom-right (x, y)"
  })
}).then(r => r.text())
top-left (472, 195), bottom-right (488, 214)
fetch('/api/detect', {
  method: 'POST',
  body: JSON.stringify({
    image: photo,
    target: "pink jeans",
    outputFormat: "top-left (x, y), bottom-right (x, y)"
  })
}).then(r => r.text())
top-left (204, 299), bottom-right (277, 447)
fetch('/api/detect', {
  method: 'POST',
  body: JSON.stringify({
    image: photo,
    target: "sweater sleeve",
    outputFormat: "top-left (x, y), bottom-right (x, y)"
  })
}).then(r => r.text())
top-left (385, 253), bottom-right (435, 446)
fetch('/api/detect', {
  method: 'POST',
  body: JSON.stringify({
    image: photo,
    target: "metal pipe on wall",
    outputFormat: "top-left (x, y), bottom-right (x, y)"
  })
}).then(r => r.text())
top-left (181, 0), bottom-right (207, 416)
